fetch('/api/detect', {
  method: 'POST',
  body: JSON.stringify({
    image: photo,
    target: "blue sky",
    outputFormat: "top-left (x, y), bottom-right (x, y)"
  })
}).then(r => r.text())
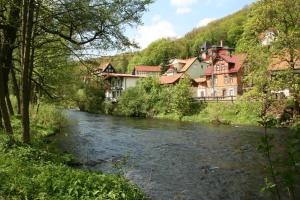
top-left (129, 0), bottom-right (256, 49)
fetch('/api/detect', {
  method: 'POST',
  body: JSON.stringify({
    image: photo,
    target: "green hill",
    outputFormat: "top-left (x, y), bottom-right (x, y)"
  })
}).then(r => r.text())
top-left (94, 6), bottom-right (251, 73)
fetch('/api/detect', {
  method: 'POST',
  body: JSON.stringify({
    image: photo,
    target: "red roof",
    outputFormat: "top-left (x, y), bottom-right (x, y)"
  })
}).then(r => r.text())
top-left (159, 74), bottom-right (183, 84)
top-left (178, 57), bottom-right (198, 72)
top-left (134, 66), bottom-right (161, 72)
top-left (205, 54), bottom-right (247, 75)
top-left (103, 73), bottom-right (146, 78)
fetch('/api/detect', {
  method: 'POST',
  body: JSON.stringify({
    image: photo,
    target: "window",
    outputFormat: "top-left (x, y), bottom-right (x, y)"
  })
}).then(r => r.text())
top-left (229, 74), bottom-right (234, 83)
top-left (224, 76), bottom-right (228, 84)
top-left (221, 64), bottom-right (225, 71)
top-left (229, 89), bottom-right (234, 96)
top-left (213, 77), bottom-right (218, 85)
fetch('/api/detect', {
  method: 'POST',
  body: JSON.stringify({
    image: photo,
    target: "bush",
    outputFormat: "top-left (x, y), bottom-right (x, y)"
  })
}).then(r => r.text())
top-left (0, 104), bottom-right (148, 200)
top-left (0, 137), bottom-right (147, 200)
top-left (116, 87), bottom-right (149, 117)
top-left (74, 82), bottom-right (105, 113)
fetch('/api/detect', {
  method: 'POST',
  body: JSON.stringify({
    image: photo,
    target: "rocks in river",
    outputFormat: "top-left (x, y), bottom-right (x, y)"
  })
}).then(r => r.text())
top-left (200, 165), bottom-right (220, 174)
top-left (68, 159), bottom-right (107, 167)
top-left (85, 159), bottom-right (107, 167)
top-left (240, 144), bottom-right (252, 151)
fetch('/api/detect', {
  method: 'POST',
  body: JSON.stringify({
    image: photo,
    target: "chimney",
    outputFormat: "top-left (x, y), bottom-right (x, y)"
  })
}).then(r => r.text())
top-left (220, 40), bottom-right (223, 47)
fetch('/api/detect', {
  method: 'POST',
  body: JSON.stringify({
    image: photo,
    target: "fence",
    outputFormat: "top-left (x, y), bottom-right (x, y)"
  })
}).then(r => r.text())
top-left (193, 96), bottom-right (236, 103)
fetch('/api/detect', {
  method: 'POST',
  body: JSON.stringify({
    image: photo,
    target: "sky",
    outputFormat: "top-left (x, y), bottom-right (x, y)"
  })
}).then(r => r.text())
top-left (129, 0), bottom-right (256, 49)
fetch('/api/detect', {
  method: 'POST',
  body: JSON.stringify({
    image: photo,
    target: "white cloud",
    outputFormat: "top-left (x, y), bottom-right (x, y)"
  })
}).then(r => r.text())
top-left (170, 0), bottom-right (198, 6)
top-left (198, 17), bottom-right (216, 27)
top-left (152, 14), bottom-right (161, 22)
top-left (134, 19), bottom-right (177, 49)
top-left (170, 0), bottom-right (198, 14)
top-left (176, 7), bottom-right (192, 14)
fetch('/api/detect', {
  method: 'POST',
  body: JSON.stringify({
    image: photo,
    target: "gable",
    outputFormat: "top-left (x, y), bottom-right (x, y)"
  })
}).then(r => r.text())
top-left (186, 60), bottom-right (209, 79)
top-left (103, 64), bottom-right (116, 73)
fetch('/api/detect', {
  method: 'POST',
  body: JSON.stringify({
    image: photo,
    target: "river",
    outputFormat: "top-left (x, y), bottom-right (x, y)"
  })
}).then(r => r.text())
top-left (54, 110), bottom-right (279, 200)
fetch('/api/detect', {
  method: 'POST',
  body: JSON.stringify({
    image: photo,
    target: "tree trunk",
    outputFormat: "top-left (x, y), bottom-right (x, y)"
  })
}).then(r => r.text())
top-left (21, 0), bottom-right (34, 144)
top-left (11, 67), bottom-right (21, 114)
top-left (0, 107), bottom-right (3, 129)
top-left (5, 93), bottom-right (14, 116)
top-left (0, 61), bottom-right (14, 136)
top-left (0, 40), bottom-right (13, 137)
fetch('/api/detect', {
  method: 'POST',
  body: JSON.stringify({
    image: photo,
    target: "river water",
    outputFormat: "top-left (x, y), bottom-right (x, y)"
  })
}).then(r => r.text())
top-left (54, 110), bottom-right (279, 200)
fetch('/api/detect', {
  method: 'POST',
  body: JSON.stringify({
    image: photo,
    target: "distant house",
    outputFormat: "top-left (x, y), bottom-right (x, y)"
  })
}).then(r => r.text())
top-left (159, 74), bottom-right (198, 97)
top-left (160, 73), bottom-right (184, 84)
top-left (268, 51), bottom-right (300, 97)
top-left (132, 66), bottom-right (161, 77)
top-left (259, 28), bottom-right (278, 46)
top-left (103, 73), bottom-right (146, 101)
top-left (202, 45), bottom-right (246, 98)
top-left (94, 63), bottom-right (116, 74)
top-left (165, 57), bottom-right (208, 79)
top-left (95, 63), bottom-right (145, 101)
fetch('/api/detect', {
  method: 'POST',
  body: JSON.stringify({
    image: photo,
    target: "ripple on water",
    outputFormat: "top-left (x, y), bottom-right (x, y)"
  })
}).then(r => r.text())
top-left (55, 110), bottom-right (274, 200)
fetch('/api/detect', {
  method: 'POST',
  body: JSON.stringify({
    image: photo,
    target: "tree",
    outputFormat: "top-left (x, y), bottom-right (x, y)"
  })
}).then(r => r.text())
top-left (237, 1), bottom-right (300, 199)
top-left (237, 0), bottom-right (300, 117)
top-left (0, 0), bottom-right (153, 143)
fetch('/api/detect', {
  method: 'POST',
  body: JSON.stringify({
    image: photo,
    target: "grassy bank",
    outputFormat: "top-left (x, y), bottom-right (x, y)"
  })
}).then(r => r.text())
top-left (0, 104), bottom-right (147, 200)
top-left (155, 101), bottom-right (262, 126)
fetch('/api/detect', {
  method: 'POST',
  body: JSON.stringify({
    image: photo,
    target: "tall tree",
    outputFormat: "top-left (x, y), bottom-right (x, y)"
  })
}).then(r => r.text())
top-left (237, 0), bottom-right (300, 117)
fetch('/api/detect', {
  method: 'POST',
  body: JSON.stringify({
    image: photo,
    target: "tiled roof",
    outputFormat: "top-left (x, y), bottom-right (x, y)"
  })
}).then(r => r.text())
top-left (194, 77), bottom-right (206, 83)
top-left (160, 73), bottom-right (183, 84)
top-left (269, 52), bottom-right (300, 71)
top-left (205, 54), bottom-right (247, 75)
top-left (103, 73), bottom-right (146, 78)
top-left (178, 57), bottom-right (198, 72)
top-left (134, 66), bottom-right (161, 72)
top-left (95, 63), bottom-right (110, 72)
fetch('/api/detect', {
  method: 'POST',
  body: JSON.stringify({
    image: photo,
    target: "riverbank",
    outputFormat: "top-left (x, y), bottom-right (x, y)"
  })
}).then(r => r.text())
top-left (155, 101), bottom-right (261, 126)
top-left (0, 104), bottom-right (147, 200)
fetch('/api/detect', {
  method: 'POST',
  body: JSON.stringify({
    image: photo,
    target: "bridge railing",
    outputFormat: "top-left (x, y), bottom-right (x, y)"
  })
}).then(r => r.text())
top-left (193, 96), bottom-right (236, 103)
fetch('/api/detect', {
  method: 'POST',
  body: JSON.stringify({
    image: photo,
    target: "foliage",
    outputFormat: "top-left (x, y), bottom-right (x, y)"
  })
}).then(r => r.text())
top-left (115, 87), bottom-right (149, 117)
top-left (128, 38), bottom-right (186, 72)
top-left (169, 78), bottom-right (193, 118)
top-left (116, 77), bottom-right (161, 117)
top-left (0, 103), bottom-right (147, 200)
top-left (74, 79), bottom-right (106, 113)
top-left (116, 77), bottom-right (195, 118)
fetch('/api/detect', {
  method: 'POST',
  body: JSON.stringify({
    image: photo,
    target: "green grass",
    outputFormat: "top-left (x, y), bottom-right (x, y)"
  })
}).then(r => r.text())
top-left (0, 104), bottom-right (148, 200)
top-left (156, 101), bottom-right (262, 126)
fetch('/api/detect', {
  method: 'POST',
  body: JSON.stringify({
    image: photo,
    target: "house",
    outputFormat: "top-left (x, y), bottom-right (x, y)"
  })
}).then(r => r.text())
top-left (103, 73), bottom-right (146, 101)
top-left (268, 51), bottom-right (300, 97)
top-left (259, 28), bottom-right (278, 46)
top-left (95, 63), bottom-right (145, 101)
top-left (132, 66), bottom-right (161, 77)
top-left (202, 45), bottom-right (246, 98)
top-left (159, 73), bottom-right (198, 97)
top-left (165, 57), bottom-right (209, 79)
top-left (94, 63), bottom-right (116, 74)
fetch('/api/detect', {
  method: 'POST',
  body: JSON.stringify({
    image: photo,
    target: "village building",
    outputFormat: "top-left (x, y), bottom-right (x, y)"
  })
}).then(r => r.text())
top-left (165, 57), bottom-right (208, 79)
top-left (103, 73), bottom-right (146, 101)
top-left (94, 63), bottom-right (116, 74)
top-left (159, 73), bottom-right (198, 97)
top-left (132, 66), bottom-right (161, 77)
top-left (95, 63), bottom-right (145, 101)
top-left (204, 52), bottom-right (246, 98)
top-left (259, 28), bottom-right (278, 46)
top-left (196, 42), bottom-right (246, 99)
top-left (268, 51), bottom-right (300, 97)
